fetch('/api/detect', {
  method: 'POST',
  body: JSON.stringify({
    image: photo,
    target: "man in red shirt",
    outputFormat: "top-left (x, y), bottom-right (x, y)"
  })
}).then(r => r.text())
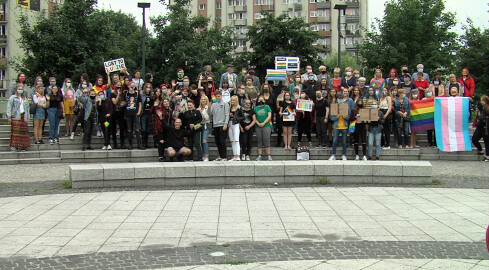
top-left (413, 72), bottom-right (429, 100)
top-left (457, 68), bottom-right (476, 121)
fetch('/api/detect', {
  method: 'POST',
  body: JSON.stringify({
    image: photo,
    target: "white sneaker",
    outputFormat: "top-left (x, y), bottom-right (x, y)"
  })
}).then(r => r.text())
top-left (246, 155), bottom-right (250, 161)
top-left (382, 146), bottom-right (391, 150)
top-left (362, 156), bottom-right (368, 161)
top-left (342, 155), bottom-right (347, 161)
top-left (49, 139), bottom-right (54, 145)
top-left (241, 154), bottom-right (246, 160)
top-left (102, 146), bottom-right (107, 150)
top-left (267, 155), bottom-right (273, 161)
top-left (236, 157), bottom-right (241, 161)
top-left (214, 158), bottom-right (222, 161)
top-left (70, 133), bottom-right (74, 140)
top-left (328, 155), bottom-right (336, 161)
top-left (107, 145), bottom-right (112, 150)
top-left (203, 157), bottom-right (209, 162)
top-left (97, 131), bottom-right (102, 137)
top-left (228, 158), bottom-right (236, 161)
top-left (355, 155), bottom-right (360, 161)
top-left (256, 155), bottom-right (262, 161)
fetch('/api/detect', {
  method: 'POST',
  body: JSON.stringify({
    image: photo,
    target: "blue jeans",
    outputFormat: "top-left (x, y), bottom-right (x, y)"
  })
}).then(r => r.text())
top-left (140, 114), bottom-right (151, 133)
top-left (332, 129), bottom-right (348, 156)
top-left (201, 123), bottom-right (210, 155)
top-left (396, 119), bottom-right (410, 147)
top-left (368, 127), bottom-right (382, 157)
top-left (47, 107), bottom-right (60, 140)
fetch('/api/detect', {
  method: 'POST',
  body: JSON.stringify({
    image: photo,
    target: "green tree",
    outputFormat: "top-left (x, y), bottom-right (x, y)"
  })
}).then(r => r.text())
top-left (244, 11), bottom-right (324, 78)
top-left (148, 0), bottom-right (234, 84)
top-left (458, 21), bottom-right (489, 98)
top-left (17, 0), bottom-right (142, 85)
top-left (322, 51), bottom-right (361, 73)
top-left (358, 0), bottom-right (458, 78)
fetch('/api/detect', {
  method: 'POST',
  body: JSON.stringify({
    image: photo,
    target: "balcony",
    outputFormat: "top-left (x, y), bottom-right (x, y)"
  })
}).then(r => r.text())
top-left (232, 19), bottom-right (247, 26)
top-left (346, 43), bottom-right (358, 50)
top-left (234, 33), bottom-right (247, 39)
top-left (317, 2), bottom-right (331, 9)
top-left (318, 30), bottom-right (332, 36)
top-left (0, 35), bottom-right (6, 44)
top-left (346, 15), bottom-right (360, 21)
top-left (288, 3), bottom-right (302, 10)
top-left (317, 16), bottom-right (330, 23)
top-left (346, 0), bottom-right (359, 7)
top-left (0, 12), bottom-right (5, 24)
top-left (259, 4), bottom-right (274, 11)
top-left (234, 5), bottom-right (247, 12)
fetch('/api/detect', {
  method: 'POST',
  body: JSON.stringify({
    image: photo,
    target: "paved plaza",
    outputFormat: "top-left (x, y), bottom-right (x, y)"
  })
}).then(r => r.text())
top-left (0, 185), bottom-right (488, 269)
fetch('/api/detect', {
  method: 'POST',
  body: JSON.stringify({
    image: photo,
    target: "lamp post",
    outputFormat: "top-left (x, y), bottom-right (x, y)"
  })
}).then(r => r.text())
top-left (138, 2), bottom-right (151, 75)
top-left (334, 3), bottom-right (347, 69)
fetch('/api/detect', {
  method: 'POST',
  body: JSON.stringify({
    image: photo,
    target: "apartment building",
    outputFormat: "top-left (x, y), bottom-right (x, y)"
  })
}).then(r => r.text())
top-left (0, 0), bottom-right (62, 98)
top-left (175, 0), bottom-right (368, 55)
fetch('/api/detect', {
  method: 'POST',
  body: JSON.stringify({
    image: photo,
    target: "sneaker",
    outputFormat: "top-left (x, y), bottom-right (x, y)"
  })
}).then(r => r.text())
top-left (107, 145), bottom-right (112, 150)
top-left (97, 131), bottom-right (102, 137)
top-left (70, 133), bottom-right (74, 140)
top-left (39, 140), bottom-right (45, 144)
top-left (49, 139), bottom-right (54, 145)
top-left (241, 154), bottom-right (246, 160)
top-left (246, 155), bottom-right (250, 161)
top-left (54, 138), bottom-right (59, 144)
top-left (355, 155), bottom-right (360, 161)
top-left (309, 142), bottom-right (313, 147)
top-left (315, 144), bottom-right (322, 149)
top-left (203, 157), bottom-right (209, 162)
top-left (102, 146), bottom-right (107, 150)
top-left (214, 158), bottom-right (223, 161)
top-left (256, 155), bottom-right (262, 161)
top-left (10, 147), bottom-right (17, 152)
top-left (267, 155), bottom-right (273, 161)
top-left (228, 158), bottom-right (236, 161)
top-left (342, 155), bottom-right (347, 161)
top-left (236, 157), bottom-right (241, 161)
top-left (82, 147), bottom-right (86, 151)
top-left (376, 156), bottom-right (380, 160)
top-left (322, 145), bottom-right (328, 149)
top-left (87, 146), bottom-right (94, 150)
top-left (328, 155), bottom-right (336, 161)
top-left (382, 146), bottom-right (391, 150)
top-left (34, 141), bottom-right (40, 145)
top-left (222, 158), bottom-right (227, 161)
top-left (362, 156), bottom-right (368, 161)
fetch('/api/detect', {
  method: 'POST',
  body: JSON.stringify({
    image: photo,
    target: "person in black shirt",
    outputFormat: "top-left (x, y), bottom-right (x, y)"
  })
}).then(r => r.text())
top-left (96, 90), bottom-right (113, 150)
top-left (303, 72), bottom-right (319, 101)
top-left (314, 89), bottom-right (329, 148)
top-left (140, 83), bottom-right (153, 149)
top-left (123, 82), bottom-right (143, 150)
top-left (157, 115), bottom-right (193, 162)
top-left (178, 100), bottom-right (203, 161)
top-left (239, 98), bottom-right (255, 161)
top-left (110, 82), bottom-right (126, 149)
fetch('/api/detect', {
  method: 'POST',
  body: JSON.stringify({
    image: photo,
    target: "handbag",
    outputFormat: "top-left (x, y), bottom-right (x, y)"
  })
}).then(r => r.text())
top-left (57, 103), bottom-right (64, 119)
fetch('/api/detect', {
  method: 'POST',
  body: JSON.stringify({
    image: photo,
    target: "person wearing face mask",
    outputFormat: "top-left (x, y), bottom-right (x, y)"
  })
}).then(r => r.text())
top-left (62, 78), bottom-right (76, 139)
top-left (326, 88), bottom-right (338, 146)
top-left (274, 87), bottom-right (287, 147)
top-left (189, 84), bottom-right (200, 106)
top-left (219, 64), bottom-right (238, 90)
top-left (409, 90), bottom-right (421, 148)
top-left (317, 65), bottom-right (332, 87)
top-left (96, 90), bottom-right (112, 150)
top-left (472, 96), bottom-right (489, 161)
top-left (208, 91), bottom-right (229, 161)
top-left (240, 99), bottom-right (256, 160)
top-left (253, 95), bottom-right (273, 161)
top-left (153, 99), bottom-right (171, 161)
top-left (429, 72), bottom-right (444, 97)
top-left (301, 65), bottom-right (317, 82)
top-left (227, 96), bottom-right (244, 161)
top-left (179, 100), bottom-right (203, 161)
top-left (197, 96), bottom-right (210, 161)
top-left (379, 87), bottom-right (393, 149)
top-left (7, 84), bottom-right (30, 151)
top-left (332, 67), bottom-right (342, 92)
top-left (220, 81), bottom-right (232, 103)
top-left (78, 88), bottom-right (96, 151)
top-left (78, 73), bottom-right (93, 90)
top-left (367, 100), bottom-right (385, 160)
top-left (353, 70), bottom-right (361, 84)
top-left (289, 74), bottom-right (303, 99)
top-left (458, 68), bottom-right (476, 121)
top-left (413, 63), bottom-right (430, 82)
top-left (32, 86), bottom-right (47, 145)
top-left (140, 83), bottom-right (154, 149)
top-left (122, 82), bottom-right (143, 150)
top-left (244, 77), bottom-right (259, 103)
top-left (386, 68), bottom-right (399, 89)
top-left (269, 79), bottom-right (283, 98)
top-left (422, 88), bottom-right (436, 147)
top-left (413, 72), bottom-right (428, 99)
top-left (314, 89), bottom-right (329, 149)
top-left (172, 68), bottom-right (185, 90)
top-left (261, 83), bottom-right (278, 145)
top-left (296, 91), bottom-right (314, 148)
top-left (199, 76), bottom-right (215, 102)
top-left (303, 72), bottom-right (319, 101)
top-left (279, 92), bottom-right (296, 150)
top-left (45, 77), bottom-right (57, 96)
top-left (237, 84), bottom-right (247, 107)
top-left (400, 73), bottom-right (416, 97)
top-left (109, 82), bottom-right (127, 149)
top-left (46, 85), bottom-right (64, 145)
top-left (352, 99), bottom-right (367, 161)
top-left (328, 90), bottom-right (354, 161)
top-left (8, 73), bottom-right (30, 100)
top-left (92, 75), bottom-right (108, 138)
top-left (393, 89), bottom-right (411, 149)
top-left (246, 69), bottom-right (260, 88)
top-left (341, 67), bottom-right (356, 93)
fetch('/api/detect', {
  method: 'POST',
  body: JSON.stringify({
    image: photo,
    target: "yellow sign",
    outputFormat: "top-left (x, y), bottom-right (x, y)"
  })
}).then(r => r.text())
top-left (17, 0), bottom-right (30, 9)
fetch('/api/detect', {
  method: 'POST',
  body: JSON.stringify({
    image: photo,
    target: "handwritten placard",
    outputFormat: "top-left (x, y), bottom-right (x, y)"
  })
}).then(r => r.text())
top-left (104, 58), bottom-right (126, 73)
top-left (330, 103), bottom-right (349, 116)
top-left (297, 99), bottom-right (313, 112)
top-left (358, 108), bottom-right (379, 123)
top-left (275, 56), bottom-right (300, 71)
top-left (283, 106), bottom-right (295, 121)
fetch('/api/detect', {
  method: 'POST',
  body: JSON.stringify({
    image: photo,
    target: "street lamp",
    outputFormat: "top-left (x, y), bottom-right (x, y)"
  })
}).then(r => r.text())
top-left (334, 3), bottom-right (347, 70)
top-left (138, 2), bottom-right (151, 75)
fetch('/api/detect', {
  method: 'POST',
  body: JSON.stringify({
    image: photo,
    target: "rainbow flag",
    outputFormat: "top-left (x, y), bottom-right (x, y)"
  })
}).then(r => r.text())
top-left (348, 120), bottom-right (356, 134)
top-left (211, 91), bottom-right (216, 103)
top-left (370, 78), bottom-right (386, 90)
top-left (267, 69), bottom-right (287, 81)
top-left (410, 98), bottom-right (435, 133)
top-left (434, 97), bottom-right (471, 152)
top-left (286, 107), bottom-right (293, 115)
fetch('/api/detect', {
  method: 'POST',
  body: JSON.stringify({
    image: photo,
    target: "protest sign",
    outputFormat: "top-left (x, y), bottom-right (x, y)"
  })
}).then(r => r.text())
top-left (283, 106), bottom-right (295, 122)
top-left (266, 69), bottom-right (287, 81)
top-left (275, 56), bottom-right (300, 71)
top-left (330, 103), bottom-right (349, 116)
top-left (358, 108), bottom-right (379, 123)
top-left (104, 58), bottom-right (126, 73)
top-left (297, 99), bottom-right (313, 112)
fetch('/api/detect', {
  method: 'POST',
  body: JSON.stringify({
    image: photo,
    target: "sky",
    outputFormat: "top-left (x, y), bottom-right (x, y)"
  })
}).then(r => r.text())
top-left (96, 0), bottom-right (488, 33)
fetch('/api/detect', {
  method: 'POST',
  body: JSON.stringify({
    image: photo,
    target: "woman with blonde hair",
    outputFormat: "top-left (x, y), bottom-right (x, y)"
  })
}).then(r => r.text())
top-left (63, 78), bottom-right (76, 138)
top-left (33, 86), bottom-right (47, 144)
top-left (228, 95), bottom-right (244, 161)
top-left (198, 95), bottom-right (211, 161)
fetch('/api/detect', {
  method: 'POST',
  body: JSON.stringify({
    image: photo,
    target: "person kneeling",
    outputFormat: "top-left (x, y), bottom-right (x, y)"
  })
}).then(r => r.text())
top-left (157, 113), bottom-right (193, 162)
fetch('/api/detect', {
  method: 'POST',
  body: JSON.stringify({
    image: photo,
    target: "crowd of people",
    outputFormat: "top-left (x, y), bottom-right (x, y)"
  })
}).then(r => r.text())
top-left (5, 63), bottom-right (489, 162)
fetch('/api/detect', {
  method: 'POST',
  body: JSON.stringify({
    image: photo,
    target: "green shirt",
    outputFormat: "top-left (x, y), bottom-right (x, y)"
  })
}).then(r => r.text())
top-left (254, 105), bottom-right (272, 128)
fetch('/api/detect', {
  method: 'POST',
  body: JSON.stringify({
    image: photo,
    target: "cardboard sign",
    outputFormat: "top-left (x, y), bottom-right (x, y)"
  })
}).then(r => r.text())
top-left (283, 107), bottom-right (295, 122)
top-left (104, 58), bottom-right (126, 73)
top-left (297, 99), bottom-right (313, 112)
top-left (266, 69), bottom-right (287, 81)
top-left (330, 103), bottom-right (349, 116)
top-left (358, 109), bottom-right (379, 123)
top-left (275, 56), bottom-right (300, 71)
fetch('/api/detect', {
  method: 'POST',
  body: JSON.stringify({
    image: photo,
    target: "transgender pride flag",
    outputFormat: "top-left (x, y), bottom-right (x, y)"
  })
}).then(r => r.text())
top-left (434, 97), bottom-right (472, 152)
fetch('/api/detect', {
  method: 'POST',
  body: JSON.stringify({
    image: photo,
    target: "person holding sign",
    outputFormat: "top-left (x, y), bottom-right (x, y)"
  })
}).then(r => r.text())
top-left (314, 89), bottom-right (329, 149)
top-left (367, 100), bottom-right (385, 160)
top-left (296, 92), bottom-right (314, 148)
top-left (329, 89), bottom-right (354, 161)
top-left (279, 92), bottom-right (296, 150)
top-left (110, 82), bottom-right (127, 149)
top-left (123, 82), bottom-right (143, 150)
top-left (352, 99), bottom-right (368, 161)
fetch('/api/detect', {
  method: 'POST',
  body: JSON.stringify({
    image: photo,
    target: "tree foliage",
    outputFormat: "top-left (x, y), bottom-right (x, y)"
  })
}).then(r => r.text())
top-left (458, 21), bottom-right (489, 97)
top-left (358, 0), bottom-right (458, 77)
top-left (243, 11), bottom-right (324, 77)
top-left (17, 0), bottom-right (142, 85)
top-left (322, 51), bottom-right (361, 74)
top-left (148, 0), bottom-right (234, 83)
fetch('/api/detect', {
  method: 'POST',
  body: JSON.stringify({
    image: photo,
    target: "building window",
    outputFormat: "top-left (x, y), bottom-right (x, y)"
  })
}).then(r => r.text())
top-left (310, 10), bottom-right (317, 17)
top-left (255, 12), bottom-right (264, 19)
top-left (310, 0), bottom-right (317, 3)
top-left (318, 9), bottom-right (330, 17)
top-left (318, 23), bottom-right (330, 31)
top-left (229, 0), bottom-right (245, 6)
top-left (255, 0), bottom-right (272, 4)
top-left (236, 12), bottom-right (245, 20)
top-left (228, 13), bottom-right (235, 20)
top-left (282, 0), bottom-right (292, 3)
top-left (199, 4), bottom-right (206, 10)
top-left (216, 2), bottom-right (222, 9)
top-left (346, 8), bottom-right (359, 15)
top-left (235, 26), bottom-right (247, 35)
top-left (310, 24), bottom-right (318, 31)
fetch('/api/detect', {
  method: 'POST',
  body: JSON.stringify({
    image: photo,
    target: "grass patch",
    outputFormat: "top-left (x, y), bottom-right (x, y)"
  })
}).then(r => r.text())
top-left (317, 178), bottom-right (330, 185)
top-left (432, 179), bottom-right (442, 185)
top-left (60, 180), bottom-right (72, 189)
top-left (221, 243), bottom-right (230, 247)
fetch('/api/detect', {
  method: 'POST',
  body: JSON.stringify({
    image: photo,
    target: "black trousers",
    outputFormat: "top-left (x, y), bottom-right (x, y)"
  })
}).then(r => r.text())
top-left (72, 110), bottom-right (85, 133)
top-left (110, 111), bottom-right (126, 147)
top-left (381, 111), bottom-right (392, 147)
top-left (472, 123), bottom-right (489, 156)
top-left (82, 116), bottom-right (94, 148)
top-left (157, 133), bottom-right (166, 158)
top-left (213, 126), bottom-right (227, 159)
top-left (353, 123), bottom-right (367, 156)
top-left (298, 117), bottom-right (312, 143)
top-left (240, 128), bottom-right (253, 156)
